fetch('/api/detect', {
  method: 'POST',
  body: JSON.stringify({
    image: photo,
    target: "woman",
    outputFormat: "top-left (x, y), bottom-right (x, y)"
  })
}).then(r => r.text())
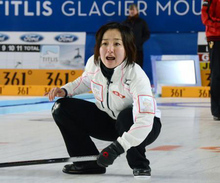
top-left (46, 22), bottom-right (161, 179)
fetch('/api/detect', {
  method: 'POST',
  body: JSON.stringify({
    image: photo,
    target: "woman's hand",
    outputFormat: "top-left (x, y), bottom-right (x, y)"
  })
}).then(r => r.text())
top-left (44, 87), bottom-right (66, 101)
top-left (97, 141), bottom-right (124, 167)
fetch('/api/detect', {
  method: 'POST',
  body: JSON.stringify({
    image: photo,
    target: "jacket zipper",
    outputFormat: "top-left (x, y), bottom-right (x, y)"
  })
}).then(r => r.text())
top-left (106, 81), bottom-right (115, 117)
top-left (101, 101), bottom-right (104, 108)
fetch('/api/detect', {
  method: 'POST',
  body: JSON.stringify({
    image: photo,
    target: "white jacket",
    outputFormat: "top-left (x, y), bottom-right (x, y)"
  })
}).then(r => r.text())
top-left (62, 55), bottom-right (161, 151)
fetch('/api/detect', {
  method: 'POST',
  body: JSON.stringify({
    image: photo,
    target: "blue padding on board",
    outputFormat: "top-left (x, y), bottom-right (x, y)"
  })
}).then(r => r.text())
top-left (0, 93), bottom-right (95, 115)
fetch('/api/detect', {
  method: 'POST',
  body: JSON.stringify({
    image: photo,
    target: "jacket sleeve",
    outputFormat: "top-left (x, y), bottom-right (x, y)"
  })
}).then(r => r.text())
top-left (117, 66), bottom-right (155, 151)
top-left (201, 0), bottom-right (220, 28)
top-left (61, 56), bottom-right (94, 96)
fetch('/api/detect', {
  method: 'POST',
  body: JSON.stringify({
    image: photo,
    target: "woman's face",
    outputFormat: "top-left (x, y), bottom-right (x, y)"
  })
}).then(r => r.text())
top-left (99, 29), bottom-right (126, 69)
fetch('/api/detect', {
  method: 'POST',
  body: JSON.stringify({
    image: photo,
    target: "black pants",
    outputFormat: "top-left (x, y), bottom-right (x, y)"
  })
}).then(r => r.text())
top-left (208, 41), bottom-right (220, 117)
top-left (52, 98), bottom-right (161, 169)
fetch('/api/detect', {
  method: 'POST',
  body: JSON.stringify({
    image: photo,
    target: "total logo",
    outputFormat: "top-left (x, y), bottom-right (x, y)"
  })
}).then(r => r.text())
top-left (0, 33), bottom-right (9, 42)
top-left (55, 34), bottom-right (78, 43)
top-left (20, 34), bottom-right (44, 42)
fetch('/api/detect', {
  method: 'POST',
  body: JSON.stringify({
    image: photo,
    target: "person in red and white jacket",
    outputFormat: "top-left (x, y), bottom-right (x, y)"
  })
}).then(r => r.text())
top-left (46, 22), bottom-right (161, 179)
top-left (201, 0), bottom-right (220, 120)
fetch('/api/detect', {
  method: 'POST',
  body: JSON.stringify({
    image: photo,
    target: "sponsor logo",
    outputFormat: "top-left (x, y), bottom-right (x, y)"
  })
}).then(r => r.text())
top-left (40, 46), bottom-right (60, 69)
top-left (55, 34), bottom-right (78, 43)
top-left (20, 34), bottom-right (44, 42)
top-left (52, 102), bottom-right (60, 113)
top-left (124, 78), bottom-right (131, 86)
top-left (0, 33), bottom-right (9, 42)
top-left (112, 91), bottom-right (125, 99)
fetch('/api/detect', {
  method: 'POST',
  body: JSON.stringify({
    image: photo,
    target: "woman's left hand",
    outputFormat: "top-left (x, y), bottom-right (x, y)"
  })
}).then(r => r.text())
top-left (44, 87), bottom-right (66, 101)
top-left (97, 141), bottom-right (124, 167)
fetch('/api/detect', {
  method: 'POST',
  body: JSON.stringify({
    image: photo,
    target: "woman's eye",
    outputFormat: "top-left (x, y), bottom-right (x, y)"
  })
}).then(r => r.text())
top-left (101, 42), bottom-right (108, 46)
top-left (115, 43), bottom-right (120, 46)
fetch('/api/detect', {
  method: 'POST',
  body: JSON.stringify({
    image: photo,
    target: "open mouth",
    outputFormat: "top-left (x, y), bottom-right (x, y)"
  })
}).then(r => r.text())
top-left (106, 56), bottom-right (115, 61)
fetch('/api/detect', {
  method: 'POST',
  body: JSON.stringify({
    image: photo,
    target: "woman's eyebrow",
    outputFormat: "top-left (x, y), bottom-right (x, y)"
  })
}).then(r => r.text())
top-left (102, 38), bottom-right (122, 41)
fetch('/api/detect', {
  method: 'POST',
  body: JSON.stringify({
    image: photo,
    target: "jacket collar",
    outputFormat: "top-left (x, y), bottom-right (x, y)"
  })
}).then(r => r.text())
top-left (98, 59), bottom-right (128, 82)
